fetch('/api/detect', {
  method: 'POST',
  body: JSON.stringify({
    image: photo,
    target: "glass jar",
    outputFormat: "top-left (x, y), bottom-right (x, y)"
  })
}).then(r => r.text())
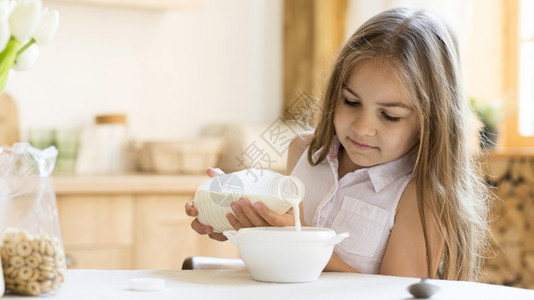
top-left (76, 114), bottom-right (131, 174)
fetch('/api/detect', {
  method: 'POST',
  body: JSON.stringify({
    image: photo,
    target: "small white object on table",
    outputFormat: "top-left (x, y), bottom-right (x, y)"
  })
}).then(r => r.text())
top-left (1, 269), bottom-right (533, 299)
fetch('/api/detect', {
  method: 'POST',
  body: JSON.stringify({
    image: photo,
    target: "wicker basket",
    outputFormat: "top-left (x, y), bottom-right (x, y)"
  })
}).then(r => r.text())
top-left (130, 138), bottom-right (226, 174)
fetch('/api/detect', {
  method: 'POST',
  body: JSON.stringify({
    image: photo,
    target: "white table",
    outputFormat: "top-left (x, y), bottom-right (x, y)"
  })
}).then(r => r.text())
top-left (2, 269), bottom-right (533, 299)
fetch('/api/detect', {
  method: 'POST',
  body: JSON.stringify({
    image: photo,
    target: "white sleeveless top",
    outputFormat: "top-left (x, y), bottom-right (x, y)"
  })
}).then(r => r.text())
top-left (291, 137), bottom-right (415, 273)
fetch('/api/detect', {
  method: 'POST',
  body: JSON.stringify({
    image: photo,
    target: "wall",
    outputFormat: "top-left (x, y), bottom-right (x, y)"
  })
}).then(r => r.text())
top-left (6, 0), bottom-right (283, 141)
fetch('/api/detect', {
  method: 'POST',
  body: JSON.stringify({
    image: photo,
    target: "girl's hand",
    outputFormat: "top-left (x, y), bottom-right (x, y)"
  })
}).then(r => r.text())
top-left (227, 198), bottom-right (296, 230)
top-left (186, 167), bottom-right (297, 241)
top-left (186, 167), bottom-right (227, 241)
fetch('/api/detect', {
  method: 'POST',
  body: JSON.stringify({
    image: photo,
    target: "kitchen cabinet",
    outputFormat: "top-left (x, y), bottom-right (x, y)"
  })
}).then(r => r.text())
top-left (54, 175), bottom-right (239, 270)
top-left (46, 0), bottom-right (202, 10)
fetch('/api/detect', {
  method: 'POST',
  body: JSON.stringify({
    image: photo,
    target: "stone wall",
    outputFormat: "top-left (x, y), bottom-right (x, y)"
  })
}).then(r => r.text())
top-left (482, 154), bottom-right (534, 289)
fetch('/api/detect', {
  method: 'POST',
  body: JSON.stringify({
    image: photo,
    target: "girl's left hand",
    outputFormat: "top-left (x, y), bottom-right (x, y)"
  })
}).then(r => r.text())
top-left (227, 198), bottom-right (296, 230)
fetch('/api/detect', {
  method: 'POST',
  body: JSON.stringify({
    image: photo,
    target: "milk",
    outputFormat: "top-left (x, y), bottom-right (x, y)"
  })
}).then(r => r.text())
top-left (290, 201), bottom-right (301, 231)
top-left (194, 169), bottom-right (305, 233)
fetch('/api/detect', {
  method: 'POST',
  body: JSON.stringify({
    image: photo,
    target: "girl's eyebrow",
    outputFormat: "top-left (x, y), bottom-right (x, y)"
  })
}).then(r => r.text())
top-left (343, 87), bottom-right (411, 110)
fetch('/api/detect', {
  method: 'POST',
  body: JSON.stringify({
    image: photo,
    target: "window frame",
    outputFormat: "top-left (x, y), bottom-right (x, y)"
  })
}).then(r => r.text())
top-left (502, 0), bottom-right (534, 147)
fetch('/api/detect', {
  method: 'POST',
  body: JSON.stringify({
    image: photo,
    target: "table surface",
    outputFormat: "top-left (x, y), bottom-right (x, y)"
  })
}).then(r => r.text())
top-left (2, 269), bottom-right (534, 299)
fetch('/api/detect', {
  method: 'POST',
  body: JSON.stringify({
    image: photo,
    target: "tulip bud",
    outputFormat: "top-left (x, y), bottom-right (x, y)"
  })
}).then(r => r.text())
top-left (8, 0), bottom-right (42, 42)
top-left (33, 9), bottom-right (59, 46)
top-left (12, 43), bottom-right (38, 71)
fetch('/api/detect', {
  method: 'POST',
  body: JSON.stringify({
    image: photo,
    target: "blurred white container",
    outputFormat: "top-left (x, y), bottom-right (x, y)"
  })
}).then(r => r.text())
top-left (76, 114), bottom-right (132, 174)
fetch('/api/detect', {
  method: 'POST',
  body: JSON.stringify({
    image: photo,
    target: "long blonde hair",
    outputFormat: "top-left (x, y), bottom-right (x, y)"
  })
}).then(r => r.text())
top-left (308, 7), bottom-right (491, 281)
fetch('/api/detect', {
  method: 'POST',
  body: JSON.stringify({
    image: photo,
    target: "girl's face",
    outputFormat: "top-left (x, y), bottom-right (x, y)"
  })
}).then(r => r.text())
top-left (334, 59), bottom-right (419, 170)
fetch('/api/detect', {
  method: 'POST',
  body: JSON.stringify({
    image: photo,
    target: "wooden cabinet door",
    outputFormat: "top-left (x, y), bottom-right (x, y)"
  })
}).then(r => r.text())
top-left (135, 195), bottom-right (239, 269)
top-left (57, 195), bottom-right (134, 269)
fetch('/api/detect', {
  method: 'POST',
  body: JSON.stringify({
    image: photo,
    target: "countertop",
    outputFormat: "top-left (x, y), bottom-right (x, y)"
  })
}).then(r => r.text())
top-left (51, 149), bottom-right (534, 194)
top-left (2, 269), bottom-right (533, 299)
top-left (53, 174), bottom-right (208, 195)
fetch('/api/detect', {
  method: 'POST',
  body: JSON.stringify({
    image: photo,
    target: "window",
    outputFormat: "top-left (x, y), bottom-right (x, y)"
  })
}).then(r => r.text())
top-left (502, 0), bottom-right (534, 147)
top-left (519, 0), bottom-right (534, 136)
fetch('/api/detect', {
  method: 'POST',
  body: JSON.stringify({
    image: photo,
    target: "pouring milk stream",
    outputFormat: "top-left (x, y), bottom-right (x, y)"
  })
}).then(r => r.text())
top-left (194, 169), bottom-right (305, 233)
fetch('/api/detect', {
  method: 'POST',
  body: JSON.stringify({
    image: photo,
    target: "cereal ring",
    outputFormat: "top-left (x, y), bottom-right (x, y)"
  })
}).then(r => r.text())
top-left (39, 240), bottom-right (47, 254)
top-left (3, 228), bottom-right (20, 242)
top-left (40, 279), bottom-right (52, 292)
top-left (9, 255), bottom-right (25, 268)
top-left (17, 229), bottom-right (31, 242)
top-left (39, 256), bottom-right (56, 271)
top-left (31, 251), bottom-right (42, 263)
top-left (39, 270), bottom-right (55, 280)
top-left (5, 266), bottom-right (16, 277)
top-left (16, 240), bottom-right (33, 257)
top-left (31, 239), bottom-right (42, 252)
top-left (27, 281), bottom-right (41, 296)
top-left (5, 276), bottom-right (15, 284)
top-left (1, 246), bottom-right (10, 258)
top-left (15, 275), bottom-right (28, 286)
top-left (17, 266), bottom-right (33, 281)
top-left (25, 255), bottom-right (39, 268)
top-left (5, 244), bottom-right (17, 257)
top-left (44, 241), bottom-right (56, 256)
top-left (41, 256), bottom-right (55, 267)
top-left (29, 268), bottom-right (40, 281)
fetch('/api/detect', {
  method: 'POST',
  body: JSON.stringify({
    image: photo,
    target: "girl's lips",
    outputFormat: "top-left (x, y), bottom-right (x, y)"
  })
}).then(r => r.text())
top-left (350, 139), bottom-right (377, 150)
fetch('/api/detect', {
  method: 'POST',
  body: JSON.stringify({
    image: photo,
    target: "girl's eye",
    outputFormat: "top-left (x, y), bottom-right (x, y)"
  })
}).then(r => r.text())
top-left (382, 112), bottom-right (400, 122)
top-left (343, 98), bottom-right (360, 106)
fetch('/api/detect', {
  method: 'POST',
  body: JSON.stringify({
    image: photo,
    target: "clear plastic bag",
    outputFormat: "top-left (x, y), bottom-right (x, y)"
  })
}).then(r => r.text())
top-left (0, 143), bottom-right (66, 296)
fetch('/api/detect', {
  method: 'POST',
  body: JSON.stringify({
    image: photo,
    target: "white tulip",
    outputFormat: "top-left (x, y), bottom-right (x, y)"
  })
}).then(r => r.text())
top-left (0, 17), bottom-right (9, 53)
top-left (12, 42), bottom-right (38, 71)
top-left (33, 9), bottom-right (59, 46)
top-left (0, 0), bottom-right (15, 52)
top-left (0, 0), bottom-right (16, 20)
top-left (8, 0), bottom-right (42, 42)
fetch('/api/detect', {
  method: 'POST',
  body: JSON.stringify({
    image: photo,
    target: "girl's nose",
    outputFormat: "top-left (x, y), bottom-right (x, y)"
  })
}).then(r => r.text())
top-left (351, 114), bottom-right (377, 136)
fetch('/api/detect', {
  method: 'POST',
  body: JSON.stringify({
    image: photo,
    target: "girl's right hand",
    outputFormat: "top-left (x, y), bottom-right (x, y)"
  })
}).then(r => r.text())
top-left (186, 167), bottom-right (228, 241)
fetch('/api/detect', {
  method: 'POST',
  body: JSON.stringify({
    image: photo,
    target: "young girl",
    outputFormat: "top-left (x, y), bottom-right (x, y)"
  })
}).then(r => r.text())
top-left (186, 7), bottom-right (490, 281)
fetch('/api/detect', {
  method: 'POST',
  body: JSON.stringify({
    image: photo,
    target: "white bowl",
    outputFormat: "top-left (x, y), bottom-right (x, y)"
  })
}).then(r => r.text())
top-left (223, 227), bottom-right (349, 283)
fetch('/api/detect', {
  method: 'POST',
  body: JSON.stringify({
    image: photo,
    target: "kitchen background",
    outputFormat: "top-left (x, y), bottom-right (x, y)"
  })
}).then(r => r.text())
top-left (5, 0), bottom-right (502, 143)
top-left (2, 0), bottom-right (533, 290)
top-left (8, 0), bottom-right (283, 142)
